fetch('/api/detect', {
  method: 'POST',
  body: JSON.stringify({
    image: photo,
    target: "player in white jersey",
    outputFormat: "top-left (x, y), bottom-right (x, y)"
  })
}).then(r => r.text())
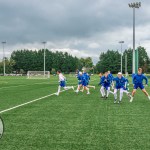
top-left (55, 70), bottom-right (74, 96)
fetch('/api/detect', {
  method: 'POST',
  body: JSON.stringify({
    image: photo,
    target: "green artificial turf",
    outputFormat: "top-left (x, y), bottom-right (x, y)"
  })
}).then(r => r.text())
top-left (0, 75), bottom-right (150, 150)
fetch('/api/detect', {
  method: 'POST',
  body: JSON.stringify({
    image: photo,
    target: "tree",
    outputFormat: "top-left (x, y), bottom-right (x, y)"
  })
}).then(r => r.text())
top-left (80, 57), bottom-right (93, 68)
top-left (96, 50), bottom-right (121, 73)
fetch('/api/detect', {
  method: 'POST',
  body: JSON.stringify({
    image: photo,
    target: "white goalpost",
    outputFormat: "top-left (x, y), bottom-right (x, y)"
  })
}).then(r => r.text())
top-left (27, 71), bottom-right (50, 79)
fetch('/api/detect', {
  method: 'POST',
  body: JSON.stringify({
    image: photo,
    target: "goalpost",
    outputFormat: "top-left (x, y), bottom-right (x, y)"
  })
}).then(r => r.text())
top-left (27, 71), bottom-right (50, 79)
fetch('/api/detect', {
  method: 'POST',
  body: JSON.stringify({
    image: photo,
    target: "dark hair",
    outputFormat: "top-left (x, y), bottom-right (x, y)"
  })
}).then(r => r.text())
top-left (57, 70), bottom-right (61, 73)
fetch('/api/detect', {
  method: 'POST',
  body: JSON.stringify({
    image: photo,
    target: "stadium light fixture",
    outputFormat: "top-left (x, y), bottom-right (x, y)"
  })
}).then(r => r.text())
top-left (128, 2), bottom-right (141, 73)
top-left (119, 41), bottom-right (124, 73)
top-left (2, 41), bottom-right (6, 76)
top-left (42, 41), bottom-right (47, 77)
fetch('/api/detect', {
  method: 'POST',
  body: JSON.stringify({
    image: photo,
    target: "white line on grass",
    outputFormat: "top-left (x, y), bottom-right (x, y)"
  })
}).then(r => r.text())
top-left (0, 89), bottom-right (69, 114)
top-left (0, 79), bottom-right (97, 114)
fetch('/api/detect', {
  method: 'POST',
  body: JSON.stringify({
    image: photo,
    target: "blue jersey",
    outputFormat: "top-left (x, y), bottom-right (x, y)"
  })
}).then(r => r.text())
top-left (124, 78), bottom-right (129, 90)
top-left (113, 76), bottom-right (127, 89)
top-left (108, 73), bottom-right (114, 82)
top-left (82, 73), bottom-right (88, 86)
top-left (100, 76), bottom-right (111, 87)
top-left (133, 74), bottom-right (148, 85)
top-left (132, 73), bottom-right (136, 84)
top-left (77, 74), bottom-right (82, 85)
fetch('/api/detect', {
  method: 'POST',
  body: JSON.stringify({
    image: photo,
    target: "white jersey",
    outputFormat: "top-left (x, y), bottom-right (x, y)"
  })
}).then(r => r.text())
top-left (59, 73), bottom-right (66, 82)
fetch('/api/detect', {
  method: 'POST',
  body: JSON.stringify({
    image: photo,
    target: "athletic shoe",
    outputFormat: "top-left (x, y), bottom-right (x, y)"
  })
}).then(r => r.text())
top-left (130, 96), bottom-right (133, 102)
top-left (94, 86), bottom-right (96, 89)
top-left (114, 99), bottom-right (117, 104)
top-left (87, 92), bottom-right (90, 95)
top-left (148, 96), bottom-right (150, 100)
top-left (72, 86), bottom-right (74, 90)
top-left (118, 100), bottom-right (121, 104)
top-left (55, 92), bottom-right (59, 96)
top-left (127, 92), bottom-right (132, 99)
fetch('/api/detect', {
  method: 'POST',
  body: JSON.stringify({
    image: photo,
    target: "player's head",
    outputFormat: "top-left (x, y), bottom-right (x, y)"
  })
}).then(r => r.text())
top-left (138, 68), bottom-right (142, 75)
top-left (108, 71), bottom-right (110, 74)
top-left (104, 72), bottom-right (108, 77)
top-left (82, 69), bottom-right (86, 73)
top-left (117, 72), bottom-right (122, 78)
top-left (79, 72), bottom-right (82, 76)
top-left (57, 70), bottom-right (61, 74)
top-left (99, 73), bottom-right (103, 77)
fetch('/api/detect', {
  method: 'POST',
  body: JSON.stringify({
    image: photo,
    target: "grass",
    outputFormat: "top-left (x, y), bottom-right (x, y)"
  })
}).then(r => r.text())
top-left (0, 75), bottom-right (150, 150)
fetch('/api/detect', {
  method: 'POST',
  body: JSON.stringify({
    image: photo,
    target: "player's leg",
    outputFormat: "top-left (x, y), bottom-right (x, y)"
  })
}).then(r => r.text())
top-left (114, 89), bottom-right (118, 103)
top-left (64, 86), bottom-right (74, 90)
top-left (106, 87), bottom-right (110, 99)
top-left (142, 89), bottom-right (150, 100)
top-left (84, 86), bottom-right (90, 94)
top-left (56, 85), bottom-right (61, 96)
top-left (62, 81), bottom-right (74, 91)
top-left (130, 89), bottom-right (136, 102)
top-left (88, 85), bottom-right (96, 89)
top-left (118, 88), bottom-right (124, 103)
top-left (130, 84), bottom-right (138, 102)
top-left (100, 86), bottom-right (105, 98)
top-left (76, 84), bottom-right (82, 93)
top-left (109, 89), bottom-right (115, 95)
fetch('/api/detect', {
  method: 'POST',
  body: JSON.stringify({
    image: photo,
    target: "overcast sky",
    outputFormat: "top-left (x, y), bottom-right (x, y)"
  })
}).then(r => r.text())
top-left (0, 0), bottom-right (150, 64)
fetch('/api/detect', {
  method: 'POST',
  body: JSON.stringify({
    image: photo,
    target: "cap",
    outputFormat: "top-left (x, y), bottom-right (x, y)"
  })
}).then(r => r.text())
top-left (118, 72), bottom-right (122, 75)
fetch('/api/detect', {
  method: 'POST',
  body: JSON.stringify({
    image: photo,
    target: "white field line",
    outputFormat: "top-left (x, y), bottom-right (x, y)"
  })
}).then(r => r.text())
top-left (0, 89), bottom-right (69, 114)
top-left (0, 79), bottom-right (97, 114)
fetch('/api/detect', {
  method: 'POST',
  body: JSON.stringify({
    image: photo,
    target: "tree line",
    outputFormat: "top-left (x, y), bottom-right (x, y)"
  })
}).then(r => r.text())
top-left (0, 46), bottom-right (149, 74)
top-left (96, 46), bottom-right (150, 73)
top-left (0, 49), bottom-right (93, 74)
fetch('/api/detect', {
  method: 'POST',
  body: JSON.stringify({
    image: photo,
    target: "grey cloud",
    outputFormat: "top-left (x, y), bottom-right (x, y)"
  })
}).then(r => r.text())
top-left (0, 0), bottom-right (150, 63)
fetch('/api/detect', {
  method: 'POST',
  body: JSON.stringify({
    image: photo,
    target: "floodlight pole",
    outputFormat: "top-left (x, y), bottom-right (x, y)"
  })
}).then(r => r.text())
top-left (125, 53), bottom-right (127, 75)
top-left (42, 42), bottom-right (46, 77)
top-left (128, 2), bottom-right (141, 74)
top-left (119, 41), bottom-right (124, 73)
top-left (2, 41), bottom-right (6, 76)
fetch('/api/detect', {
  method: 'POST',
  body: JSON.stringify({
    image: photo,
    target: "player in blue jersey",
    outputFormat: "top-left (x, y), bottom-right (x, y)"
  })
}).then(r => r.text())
top-left (108, 71), bottom-right (114, 89)
top-left (86, 73), bottom-right (95, 89)
top-left (81, 70), bottom-right (90, 94)
top-left (75, 71), bottom-right (83, 93)
top-left (99, 72), bottom-right (111, 99)
top-left (113, 72), bottom-right (131, 104)
top-left (130, 68), bottom-right (150, 102)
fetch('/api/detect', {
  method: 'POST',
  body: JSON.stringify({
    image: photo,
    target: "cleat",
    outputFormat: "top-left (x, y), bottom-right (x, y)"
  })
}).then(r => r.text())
top-left (87, 92), bottom-right (90, 95)
top-left (130, 96), bottom-right (133, 102)
top-left (55, 93), bottom-right (59, 96)
top-left (148, 96), bottom-right (150, 100)
top-left (72, 86), bottom-right (74, 90)
top-left (75, 90), bottom-right (79, 93)
top-left (114, 99), bottom-right (117, 104)
top-left (126, 92), bottom-right (131, 99)
top-left (94, 86), bottom-right (96, 89)
top-left (118, 100), bottom-right (121, 104)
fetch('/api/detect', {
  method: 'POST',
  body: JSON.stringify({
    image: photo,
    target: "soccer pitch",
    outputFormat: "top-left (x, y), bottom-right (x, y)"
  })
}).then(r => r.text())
top-left (0, 75), bottom-right (150, 150)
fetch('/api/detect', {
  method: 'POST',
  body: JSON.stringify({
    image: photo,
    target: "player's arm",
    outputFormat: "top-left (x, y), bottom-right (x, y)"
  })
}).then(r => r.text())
top-left (99, 77), bottom-right (104, 85)
top-left (143, 75), bottom-right (148, 85)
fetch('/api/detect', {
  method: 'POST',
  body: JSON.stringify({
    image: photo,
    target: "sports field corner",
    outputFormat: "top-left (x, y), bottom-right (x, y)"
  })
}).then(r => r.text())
top-left (0, 75), bottom-right (150, 150)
